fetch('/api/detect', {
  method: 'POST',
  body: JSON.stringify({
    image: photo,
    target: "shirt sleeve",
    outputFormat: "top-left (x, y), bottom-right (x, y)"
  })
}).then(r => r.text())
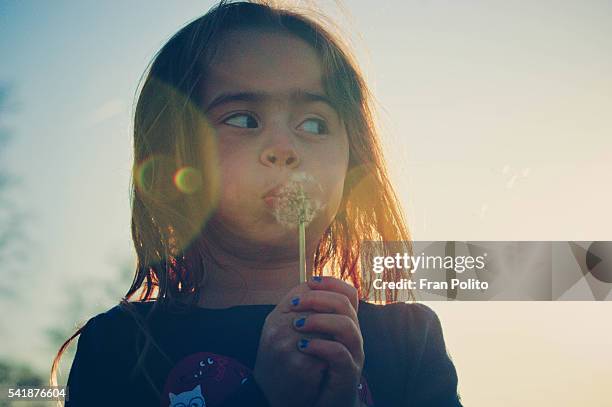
top-left (65, 315), bottom-right (122, 407)
top-left (407, 303), bottom-right (463, 407)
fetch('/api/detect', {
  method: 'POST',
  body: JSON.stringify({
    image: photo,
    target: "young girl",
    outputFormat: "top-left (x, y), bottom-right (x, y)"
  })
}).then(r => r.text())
top-left (52, 1), bottom-right (462, 406)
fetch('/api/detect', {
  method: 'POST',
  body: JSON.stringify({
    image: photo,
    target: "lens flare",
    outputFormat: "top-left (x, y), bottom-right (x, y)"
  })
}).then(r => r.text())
top-left (174, 166), bottom-right (202, 194)
top-left (134, 155), bottom-right (182, 202)
top-left (131, 77), bottom-right (221, 268)
top-left (343, 164), bottom-right (377, 212)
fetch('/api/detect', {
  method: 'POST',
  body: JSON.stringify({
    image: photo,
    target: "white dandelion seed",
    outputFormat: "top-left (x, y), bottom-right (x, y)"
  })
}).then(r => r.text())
top-left (506, 174), bottom-right (518, 189)
top-left (522, 167), bottom-right (531, 177)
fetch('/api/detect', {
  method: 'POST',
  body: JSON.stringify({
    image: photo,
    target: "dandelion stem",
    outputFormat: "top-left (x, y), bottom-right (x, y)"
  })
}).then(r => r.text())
top-left (299, 214), bottom-right (306, 284)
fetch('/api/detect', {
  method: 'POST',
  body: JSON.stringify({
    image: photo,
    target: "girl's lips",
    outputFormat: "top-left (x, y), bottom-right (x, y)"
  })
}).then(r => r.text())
top-left (262, 184), bottom-right (284, 199)
top-left (262, 183), bottom-right (287, 209)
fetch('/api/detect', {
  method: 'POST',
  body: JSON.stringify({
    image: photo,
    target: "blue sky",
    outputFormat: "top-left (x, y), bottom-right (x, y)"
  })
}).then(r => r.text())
top-left (1, 1), bottom-right (611, 403)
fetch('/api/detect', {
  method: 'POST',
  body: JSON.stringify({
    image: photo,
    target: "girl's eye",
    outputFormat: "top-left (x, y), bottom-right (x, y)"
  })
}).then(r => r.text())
top-left (222, 113), bottom-right (258, 129)
top-left (299, 118), bottom-right (329, 136)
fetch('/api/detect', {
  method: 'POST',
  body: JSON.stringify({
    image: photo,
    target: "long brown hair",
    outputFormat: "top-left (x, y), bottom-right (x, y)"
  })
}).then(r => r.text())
top-left (51, 0), bottom-right (414, 400)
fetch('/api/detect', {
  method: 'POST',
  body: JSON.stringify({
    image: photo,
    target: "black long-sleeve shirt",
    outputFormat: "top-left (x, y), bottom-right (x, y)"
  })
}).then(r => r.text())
top-left (65, 300), bottom-right (463, 406)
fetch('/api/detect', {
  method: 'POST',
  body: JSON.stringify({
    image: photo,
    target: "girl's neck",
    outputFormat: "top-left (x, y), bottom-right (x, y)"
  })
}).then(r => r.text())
top-left (195, 233), bottom-right (316, 309)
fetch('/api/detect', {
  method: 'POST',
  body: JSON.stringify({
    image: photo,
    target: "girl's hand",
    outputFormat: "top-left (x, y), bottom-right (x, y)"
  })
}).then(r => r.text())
top-left (292, 276), bottom-right (364, 407)
top-left (252, 276), bottom-right (364, 407)
top-left (253, 280), bottom-right (328, 407)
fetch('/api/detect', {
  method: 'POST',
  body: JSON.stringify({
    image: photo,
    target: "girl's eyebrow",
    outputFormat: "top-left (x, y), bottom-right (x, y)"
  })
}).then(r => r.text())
top-left (204, 89), bottom-right (337, 113)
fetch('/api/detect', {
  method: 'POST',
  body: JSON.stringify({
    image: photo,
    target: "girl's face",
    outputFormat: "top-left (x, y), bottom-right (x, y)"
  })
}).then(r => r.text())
top-left (201, 29), bottom-right (349, 247)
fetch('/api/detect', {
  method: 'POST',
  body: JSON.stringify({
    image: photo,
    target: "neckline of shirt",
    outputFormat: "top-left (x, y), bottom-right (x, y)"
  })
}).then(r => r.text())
top-left (191, 303), bottom-right (277, 311)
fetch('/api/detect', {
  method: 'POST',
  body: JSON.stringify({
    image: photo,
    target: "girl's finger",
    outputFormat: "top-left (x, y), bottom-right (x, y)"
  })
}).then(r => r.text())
top-left (307, 276), bottom-right (359, 312)
top-left (289, 290), bottom-right (358, 323)
top-left (292, 313), bottom-right (364, 365)
top-left (296, 337), bottom-right (360, 378)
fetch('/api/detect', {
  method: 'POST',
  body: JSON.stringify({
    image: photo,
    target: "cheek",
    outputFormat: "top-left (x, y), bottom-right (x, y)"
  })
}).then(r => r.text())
top-left (213, 151), bottom-right (266, 235)
top-left (216, 140), bottom-right (250, 204)
top-left (327, 172), bottom-right (347, 217)
top-left (218, 162), bottom-right (247, 209)
top-left (316, 161), bottom-right (348, 222)
top-left (314, 137), bottom-right (349, 218)
top-left (214, 163), bottom-right (252, 232)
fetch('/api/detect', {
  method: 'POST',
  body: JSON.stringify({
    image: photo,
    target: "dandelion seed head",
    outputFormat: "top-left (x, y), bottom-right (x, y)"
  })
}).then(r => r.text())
top-left (272, 172), bottom-right (324, 229)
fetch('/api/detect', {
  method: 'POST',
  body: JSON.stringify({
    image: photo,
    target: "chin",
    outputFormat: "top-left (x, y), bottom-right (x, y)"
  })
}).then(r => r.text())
top-left (260, 228), bottom-right (298, 245)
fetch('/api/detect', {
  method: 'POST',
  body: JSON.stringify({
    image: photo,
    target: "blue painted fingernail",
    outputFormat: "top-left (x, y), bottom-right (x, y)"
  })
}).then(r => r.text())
top-left (294, 317), bottom-right (306, 328)
top-left (298, 338), bottom-right (309, 349)
top-left (291, 297), bottom-right (300, 306)
top-left (312, 276), bottom-right (322, 282)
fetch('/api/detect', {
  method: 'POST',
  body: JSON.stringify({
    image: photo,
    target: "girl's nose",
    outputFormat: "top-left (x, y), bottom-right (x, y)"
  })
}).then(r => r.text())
top-left (260, 146), bottom-right (300, 168)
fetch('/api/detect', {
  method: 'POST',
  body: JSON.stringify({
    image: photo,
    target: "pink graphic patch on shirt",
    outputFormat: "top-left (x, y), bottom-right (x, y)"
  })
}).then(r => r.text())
top-left (161, 352), bottom-right (250, 407)
top-left (162, 351), bottom-right (375, 406)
